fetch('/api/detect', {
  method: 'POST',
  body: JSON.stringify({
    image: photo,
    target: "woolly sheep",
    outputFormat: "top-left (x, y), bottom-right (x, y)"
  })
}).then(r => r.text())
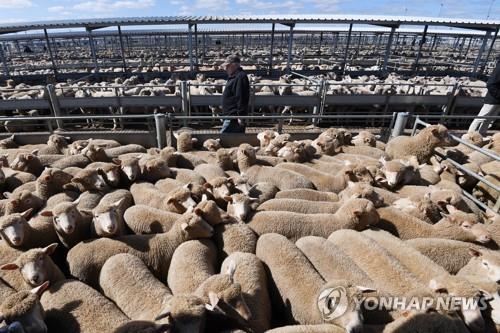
top-left (175, 132), bottom-right (198, 152)
top-left (124, 204), bottom-right (181, 234)
top-left (458, 248), bottom-right (500, 285)
top-left (220, 252), bottom-right (271, 333)
top-left (338, 182), bottom-right (385, 207)
top-left (137, 156), bottom-right (172, 183)
top-left (340, 145), bottom-right (386, 159)
top-left (275, 188), bottom-right (339, 202)
top-left (225, 193), bottom-right (257, 221)
top-left (376, 206), bottom-right (491, 243)
top-left (266, 325), bottom-right (345, 333)
top-left (63, 168), bottom-right (109, 193)
top-left (256, 233), bottom-right (372, 331)
top-left (85, 162), bottom-right (121, 187)
top-left (104, 144), bottom-right (147, 158)
top-left (50, 154), bottom-right (91, 169)
top-left (99, 253), bottom-right (172, 322)
top-left (258, 198), bottom-right (342, 214)
top-left (0, 282), bottom-right (49, 333)
top-left (194, 163), bottom-right (227, 181)
top-left (214, 221), bottom-right (257, 260)
top-left (91, 189), bottom-right (133, 238)
top-left (248, 198), bottom-right (379, 241)
top-left (257, 130), bottom-right (279, 149)
top-left (67, 210), bottom-right (213, 287)
top-left (40, 200), bottom-right (91, 249)
top-left (10, 151), bottom-right (44, 176)
top-left (203, 138), bottom-right (221, 151)
top-left (167, 239), bottom-right (217, 295)
top-left (130, 182), bottom-right (196, 214)
top-left (171, 167), bottom-right (206, 185)
top-left (41, 279), bottom-right (129, 332)
top-left (1, 243), bottom-right (64, 289)
top-left (296, 236), bottom-right (374, 287)
top-left (112, 156), bottom-right (140, 183)
top-left (386, 125), bottom-right (451, 163)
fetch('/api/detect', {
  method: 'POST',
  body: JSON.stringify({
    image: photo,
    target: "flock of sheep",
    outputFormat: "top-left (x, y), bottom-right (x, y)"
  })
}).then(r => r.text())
top-left (0, 122), bottom-right (499, 333)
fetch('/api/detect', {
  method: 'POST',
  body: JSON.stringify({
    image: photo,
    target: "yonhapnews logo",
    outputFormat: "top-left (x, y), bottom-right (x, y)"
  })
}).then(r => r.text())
top-left (317, 286), bottom-right (349, 320)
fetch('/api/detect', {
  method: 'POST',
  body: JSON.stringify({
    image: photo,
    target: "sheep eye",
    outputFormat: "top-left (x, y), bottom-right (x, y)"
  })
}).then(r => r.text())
top-left (462, 223), bottom-right (472, 229)
top-left (482, 261), bottom-right (489, 268)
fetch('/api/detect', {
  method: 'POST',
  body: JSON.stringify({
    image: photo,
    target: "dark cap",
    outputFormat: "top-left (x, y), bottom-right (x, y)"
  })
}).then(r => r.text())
top-left (221, 54), bottom-right (241, 66)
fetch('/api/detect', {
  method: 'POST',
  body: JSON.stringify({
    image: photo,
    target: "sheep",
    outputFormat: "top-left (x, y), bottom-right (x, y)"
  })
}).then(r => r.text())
top-left (51, 154), bottom-right (91, 169)
top-left (130, 182), bottom-right (196, 214)
top-left (2, 168), bottom-right (36, 192)
top-left (295, 236), bottom-right (374, 287)
top-left (124, 204), bottom-right (181, 234)
top-left (1, 243), bottom-right (64, 289)
top-left (257, 130), bottom-right (279, 149)
top-left (237, 144), bottom-right (314, 190)
top-left (338, 182), bottom-right (385, 207)
top-left (203, 138), bottom-right (221, 151)
top-left (158, 147), bottom-right (178, 167)
top-left (375, 206), bottom-right (491, 244)
top-left (351, 131), bottom-right (380, 147)
top-left (406, 238), bottom-right (485, 274)
top-left (2, 190), bottom-right (44, 215)
top-left (175, 152), bottom-right (207, 169)
top-left (104, 144), bottom-right (147, 158)
top-left (167, 239), bottom-right (217, 295)
top-left (225, 193), bottom-right (257, 221)
top-left (214, 221), bottom-right (257, 260)
top-left (67, 210), bottom-right (213, 287)
top-left (377, 157), bottom-right (417, 189)
top-left (153, 294), bottom-right (208, 333)
top-left (39, 200), bottom-right (91, 249)
top-left (40, 279), bottom-right (129, 332)
top-left (275, 188), bottom-right (339, 202)
top-left (0, 282), bottom-right (49, 333)
top-left (457, 248), bottom-right (500, 284)
top-left (175, 132), bottom-right (198, 152)
top-left (112, 156), bottom-right (140, 183)
top-left (257, 198), bottom-right (342, 214)
top-left (0, 210), bottom-right (58, 250)
top-left (171, 167), bottom-right (206, 185)
top-left (391, 194), bottom-right (442, 224)
top-left (99, 253), bottom-right (172, 322)
top-left (327, 229), bottom-right (427, 295)
top-left (206, 176), bottom-right (236, 207)
top-left (256, 233), bottom-right (372, 330)
top-left (340, 145), bottom-right (386, 159)
top-left (220, 252), bottom-right (271, 333)
top-left (74, 190), bottom-right (103, 212)
top-left (386, 124), bottom-right (451, 163)
top-left (277, 141), bottom-right (315, 163)
top-left (264, 133), bottom-right (291, 156)
top-left (277, 162), bottom-right (374, 192)
top-left (248, 198), bottom-right (379, 241)
top-left (0, 135), bottom-right (17, 149)
top-left (91, 189), bottom-right (133, 238)
top-left (85, 162), bottom-right (121, 187)
top-left (379, 312), bottom-right (471, 333)
top-left (138, 156), bottom-right (172, 183)
top-left (194, 163), bottom-right (227, 181)
top-left (63, 168), bottom-right (109, 193)
top-left (266, 325), bottom-right (345, 333)
top-left (34, 167), bottom-right (73, 200)
top-left (10, 151), bottom-right (44, 176)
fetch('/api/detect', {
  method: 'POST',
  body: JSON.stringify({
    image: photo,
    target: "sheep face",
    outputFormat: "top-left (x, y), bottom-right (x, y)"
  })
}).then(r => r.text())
top-left (216, 149), bottom-right (234, 170)
top-left (101, 165), bottom-right (121, 187)
top-left (0, 134), bottom-right (16, 149)
top-left (69, 169), bottom-right (109, 192)
top-left (225, 194), bottom-right (257, 222)
top-left (155, 295), bottom-right (206, 332)
top-left (167, 188), bottom-right (197, 214)
top-left (114, 157), bottom-right (140, 182)
top-left (47, 202), bottom-right (80, 235)
top-left (203, 138), bottom-right (221, 151)
top-left (440, 206), bottom-right (490, 244)
top-left (351, 131), bottom-right (377, 147)
top-left (378, 158), bottom-right (413, 189)
top-left (257, 130), bottom-right (278, 149)
top-left (39, 168), bottom-right (73, 190)
top-left (82, 144), bottom-right (107, 162)
top-left (277, 142), bottom-right (309, 163)
top-left (47, 134), bottom-right (70, 150)
top-left (469, 249), bottom-right (500, 284)
top-left (264, 134), bottom-right (291, 156)
top-left (68, 140), bottom-right (88, 155)
top-left (339, 182), bottom-right (384, 208)
top-left (423, 125), bottom-right (452, 147)
top-left (11, 152), bottom-right (40, 173)
top-left (345, 165), bottom-right (375, 185)
top-left (93, 199), bottom-right (124, 237)
top-left (0, 210), bottom-right (31, 247)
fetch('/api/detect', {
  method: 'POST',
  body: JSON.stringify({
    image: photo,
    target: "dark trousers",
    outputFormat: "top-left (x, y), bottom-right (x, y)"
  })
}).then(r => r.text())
top-left (220, 119), bottom-right (245, 133)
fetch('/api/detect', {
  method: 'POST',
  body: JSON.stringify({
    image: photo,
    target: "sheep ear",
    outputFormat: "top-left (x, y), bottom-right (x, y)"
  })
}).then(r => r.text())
top-left (347, 181), bottom-right (356, 188)
top-left (43, 243), bottom-right (58, 255)
top-left (378, 156), bottom-right (387, 166)
top-left (112, 158), bottom-right (121, 165)
top-left (215, 138), bottom-right (220, 143)
top-left (0, 263), bottom-right (19, 270)
top-left (181, 222), bottom-right (189, 231)
top-left (31, 281), bottom-right (50, 296)
top-left (375, 134), bottom-right (381, 140)
top-left (167, 198), bottom-right (177, 205)
top-left (201, 194), bottom-right (208, 202)
top-left (3, 192), bottom-right (12, 199)
top-left (429, 278), bottom-right (448, 293)
top-left (205, 291), bottom-right (220, 311)
top-left (225, 260), bottom-right (237, 281)
top-left (357, 286), bottom-right (377, 293)
top-left (445, 205), bottom-right (457, 214)
top-left (183, 183), bottom-right (194, 191)
top-left (203, 183), bottom-right (213, 190)
top-left (20, 208), bottom-right (33, 219)
top-left (224, 196), bottom-right (233, 203)
top-left (155, 310), bottom-right (172, 322)
top-left (31, 149), bottom-right (39, 156)
top-left (192, 138), bottom-right (198, 144)
top-left (40, 210), bottom-right (54, 217)
top-left (173, 132), bottom-right (179, 139)
top-left (112, 198), bottom-right (125, 208)
top-left (469, 248), bottom-right (482, 257)
top-left (71, 177), bottom-right (83, 183)
top-left (194, 208), bottom-right (203, 216)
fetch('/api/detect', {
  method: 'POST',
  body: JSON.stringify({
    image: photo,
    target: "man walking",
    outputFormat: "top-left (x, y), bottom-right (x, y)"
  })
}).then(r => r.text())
top-left (469, 55), bottom-right (500, 135)
top-left (220, 55), bottom-right (249, 133)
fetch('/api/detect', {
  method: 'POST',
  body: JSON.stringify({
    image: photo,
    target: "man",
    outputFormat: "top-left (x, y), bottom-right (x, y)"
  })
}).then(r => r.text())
top-left (469, 55), bottom-right (500, 135)
top-left (220, 55), bottom-right (249, 133)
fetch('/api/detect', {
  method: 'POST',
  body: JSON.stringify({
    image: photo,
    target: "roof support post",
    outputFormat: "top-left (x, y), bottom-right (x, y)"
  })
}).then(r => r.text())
top-left (473, 30), bottom-right (492, 77)
top-left (318, 31), bottom-right (323, 54)
top-left (86, 28), bottom-right (99, 73)
top-left (242, 33), bottom-right (245, 55)
top-left (194, 24), bottom-right (198, 69)
top-left (202, 33), bottom-right (206, 58)
top-left (188, 23), bottom-right (194, 73)
top-left (0, 42), bottom-right (9, 77)
top-left (341, 23), bottom-right (353, 74)
top-left (44, 29), bottom-right (57, 76)
top-left (479, 28), bottom-right (498, 76)
top-left (268, 23), bottom-right (275, 72)
top-left (286, 23), bottom-right (295, 73)
top-left (117, 25), bottom-right (127, 72)
top-left (463, 36), bottom-right (473, 60)
top-left (413, 24), bottom-right (428, 73)
top-left (383, 26), bottom-right (396, 73)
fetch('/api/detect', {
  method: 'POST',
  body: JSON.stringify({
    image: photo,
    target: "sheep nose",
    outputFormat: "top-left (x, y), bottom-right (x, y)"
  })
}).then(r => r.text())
top-left (32, 275), bottom-right (39, 283)
top-left (478, 235), bottom-right (491, 243)
top-left (12, 237), bottom-right (21, 244)
top-left (66, 225), bottom-right (74, 233)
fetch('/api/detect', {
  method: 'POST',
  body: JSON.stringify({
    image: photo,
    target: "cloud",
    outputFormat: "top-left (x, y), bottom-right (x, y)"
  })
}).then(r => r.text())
top-left (48, 6), bottom-right (65, 12)
top-left (0, 0), bottom-right (32, 8)
top-left (73, 0), bottom-right (155, 12)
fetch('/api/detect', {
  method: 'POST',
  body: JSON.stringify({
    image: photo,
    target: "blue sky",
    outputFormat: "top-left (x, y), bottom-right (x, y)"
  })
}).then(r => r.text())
top-left (0, 0), bottom-right (498, 23)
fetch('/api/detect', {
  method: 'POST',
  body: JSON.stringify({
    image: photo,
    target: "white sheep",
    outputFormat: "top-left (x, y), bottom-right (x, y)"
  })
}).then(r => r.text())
top-left (91, 189), bottom-right (133, 238)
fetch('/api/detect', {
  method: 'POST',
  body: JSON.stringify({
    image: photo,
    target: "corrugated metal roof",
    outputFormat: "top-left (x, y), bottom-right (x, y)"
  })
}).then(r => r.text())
top-left (0, 26), bottom-right (488, 42)
top-left (0, 15), bottom-right (498, 34)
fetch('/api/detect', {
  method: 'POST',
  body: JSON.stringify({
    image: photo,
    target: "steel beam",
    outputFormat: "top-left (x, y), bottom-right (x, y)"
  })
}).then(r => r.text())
top-left (117, 26), bottom-right (127, 71)
top-left (473, 30), bottom-right (491, 77)
top-left (341, 23), bottom-right (353, 74)
top-left (479, 28), bottom-right (498, 75)
top-left (44, 29), bottom-right (58, 75)
top-left (194, 24), bottom-right (198, 68)
top-left (0, 42), bottom-right (9, 77)
top-left (413, 25), bottom-right (428, 73)
top-left (268, 23), bottom-right (275, 72)
top-left (86, 28), bottom-right (99, 73)
top-left (188, 24), bottom-right (194, 72)
top-left (383, 27), bottom-right (395, 72)
top-left (286, 24), bottom-right (294, 72)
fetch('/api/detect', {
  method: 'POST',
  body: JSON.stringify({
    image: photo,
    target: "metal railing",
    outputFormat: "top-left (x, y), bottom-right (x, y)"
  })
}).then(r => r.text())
top-left (412, 116), bottom-right (500, 213)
